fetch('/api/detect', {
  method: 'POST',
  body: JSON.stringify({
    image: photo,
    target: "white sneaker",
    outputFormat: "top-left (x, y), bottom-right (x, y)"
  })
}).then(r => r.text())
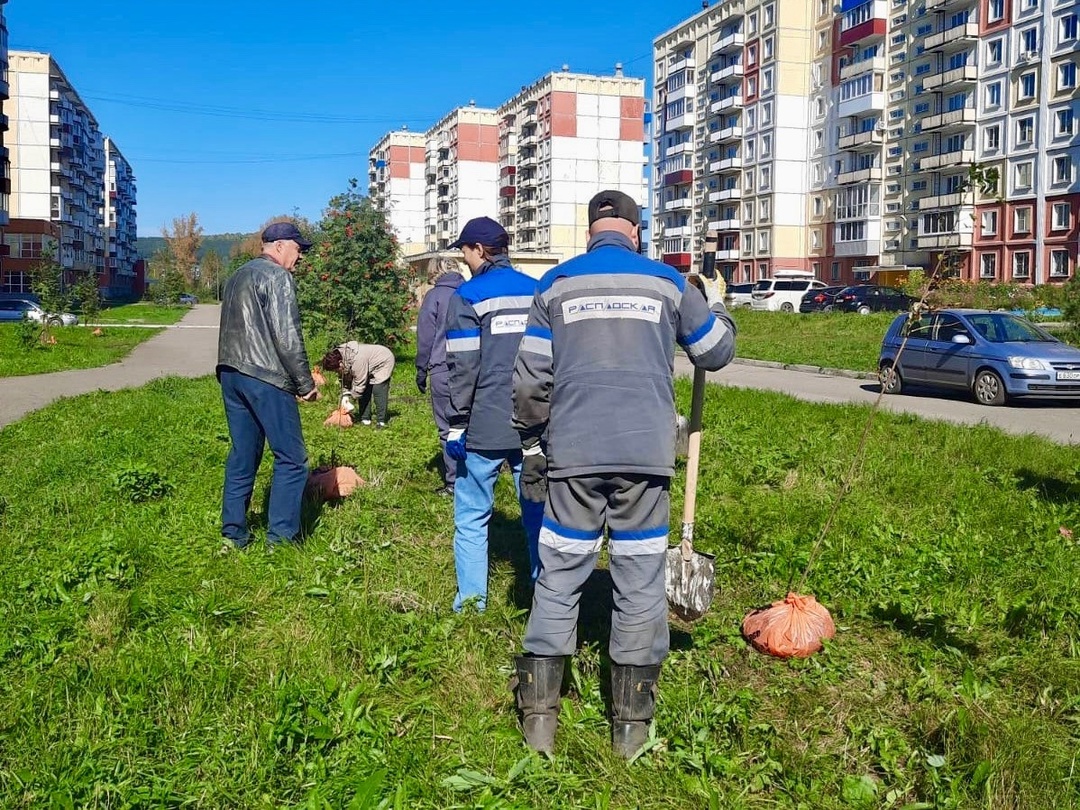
top-left (361, 419), bottom-right (372, 426)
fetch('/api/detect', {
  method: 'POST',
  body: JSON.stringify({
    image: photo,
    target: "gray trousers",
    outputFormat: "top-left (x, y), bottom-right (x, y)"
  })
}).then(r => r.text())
top-left (429, 368), bottom-right (455, 487)
top-left (524, 474), bottom-right (670, 666)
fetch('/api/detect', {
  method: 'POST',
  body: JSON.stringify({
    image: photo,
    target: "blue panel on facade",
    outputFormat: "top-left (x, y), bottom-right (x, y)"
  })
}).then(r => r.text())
top-left (643, 112), bottom-right (653, 124)
top-left (839, 0), bottom-right (870, 11)
top-left (375, 160), bottom-right (386, 168)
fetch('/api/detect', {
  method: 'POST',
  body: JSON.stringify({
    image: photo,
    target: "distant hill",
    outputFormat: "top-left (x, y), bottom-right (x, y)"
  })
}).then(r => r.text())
top-left (137, 233), bottom-right (247, 261)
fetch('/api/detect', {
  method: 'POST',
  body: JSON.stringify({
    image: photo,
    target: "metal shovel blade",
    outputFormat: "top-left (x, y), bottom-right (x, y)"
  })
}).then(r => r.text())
top-left (665, 531), bottom-right (716, 622)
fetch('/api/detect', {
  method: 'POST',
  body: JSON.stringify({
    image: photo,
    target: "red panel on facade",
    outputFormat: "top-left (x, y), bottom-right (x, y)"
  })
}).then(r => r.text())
top-left (838, 18), bottom-right (885, 48)
top-left (663, 170), bottom-right (694, 186)
top-left (621, 117), bottom-right (645, 141)
top-left (662, 253), bottom-right (692, 269)
top-left (390, 162), bottom-right (410, 178)
top-left (552, 113), bottom-right (576, 138)
top-left (550, 91), bottom-right (577, 117)
top-left (980, 0), bottom-right (1012, 35)
top-left (621, 96), bottom-right (645, 119)
top-left (500, 185), bottom-right (516, 197)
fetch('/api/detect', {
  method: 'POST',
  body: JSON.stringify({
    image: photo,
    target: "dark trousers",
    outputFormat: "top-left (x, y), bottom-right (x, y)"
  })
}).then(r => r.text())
top-left (357, 380), bottom-right (390, 423)
top-left (220, 370), bottom-right (309, 546)
top-left (429, 368), bottom-right (455, 487)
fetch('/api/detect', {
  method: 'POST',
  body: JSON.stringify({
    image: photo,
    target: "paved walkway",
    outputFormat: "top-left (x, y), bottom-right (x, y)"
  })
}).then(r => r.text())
top-left (0, 304), bottom-right (220, 430)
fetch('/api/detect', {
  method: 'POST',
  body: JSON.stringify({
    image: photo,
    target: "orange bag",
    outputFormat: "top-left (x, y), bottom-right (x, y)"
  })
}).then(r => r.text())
top-left (741, 592), bottom-right (835, 658)
top-left (308, 466), bottom-right (365, 500)
top-left (91, 328), bottom-right (104, 337)
top-left (323, 408), bottom-right (352, 428)
top-left (311, 367), bottom-right (327, 387)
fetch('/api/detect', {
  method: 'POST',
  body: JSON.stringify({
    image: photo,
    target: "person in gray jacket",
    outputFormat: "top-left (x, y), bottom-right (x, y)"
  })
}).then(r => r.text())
top-left (415, 259), bottom-right (465, 495)
top-left (509, 191), bottom-right (736, 757)
top-left (320, 341), bottom-right (396, 428)
top-left (217, 222), bottom-right (319, 550)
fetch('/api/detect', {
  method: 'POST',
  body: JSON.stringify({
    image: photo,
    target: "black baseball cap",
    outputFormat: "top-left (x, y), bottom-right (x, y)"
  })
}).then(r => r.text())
top-left (588, 190), bottom-right (640, 226)
top-left (448, 216), bottom-right (509, 250)
top-left (262, 221), bottom-right (313, 252)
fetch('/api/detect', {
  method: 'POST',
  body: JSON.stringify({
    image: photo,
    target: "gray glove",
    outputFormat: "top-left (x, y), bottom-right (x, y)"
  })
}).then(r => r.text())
top-left (520, 445), bottom-right (548, 503)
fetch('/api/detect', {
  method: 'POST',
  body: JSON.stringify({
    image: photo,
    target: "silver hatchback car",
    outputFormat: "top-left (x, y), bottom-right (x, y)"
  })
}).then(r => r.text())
top-left (0, 297), bottom-right (79, 326)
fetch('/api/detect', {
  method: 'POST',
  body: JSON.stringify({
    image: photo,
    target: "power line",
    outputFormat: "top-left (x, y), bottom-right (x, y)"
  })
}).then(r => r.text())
top-left (133, 151), bottom-right (368, 165)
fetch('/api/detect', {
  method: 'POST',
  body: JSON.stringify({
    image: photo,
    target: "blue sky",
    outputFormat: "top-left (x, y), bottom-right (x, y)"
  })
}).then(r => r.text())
top-left (8, 0), bottom-right (694, 236)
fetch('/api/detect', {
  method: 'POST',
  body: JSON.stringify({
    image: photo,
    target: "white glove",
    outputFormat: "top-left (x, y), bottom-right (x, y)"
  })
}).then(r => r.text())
top-left (339, 394), bottom-right (356, 414)
top-left (689, 273), bottom-right (726, 309)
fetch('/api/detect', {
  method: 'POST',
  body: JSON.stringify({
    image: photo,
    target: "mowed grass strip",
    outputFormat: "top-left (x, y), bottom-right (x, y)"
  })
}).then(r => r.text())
top-left (729, 309), bottom-right (896, 372)
top-left (0, 324), bottom-right (163, 377)
top-left (0, 360), bottom-right (1077, 808)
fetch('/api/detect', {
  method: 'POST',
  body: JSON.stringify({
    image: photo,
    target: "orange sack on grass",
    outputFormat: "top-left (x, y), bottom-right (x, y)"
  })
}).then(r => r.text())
top-left (308, 467), bottom-right (365, 500)
top-left (741, 592), bottom-right (836, 659)
top-left (311, 367), bottom-right (327, 387)
top-left (323, 408), bottom-right (352, 428)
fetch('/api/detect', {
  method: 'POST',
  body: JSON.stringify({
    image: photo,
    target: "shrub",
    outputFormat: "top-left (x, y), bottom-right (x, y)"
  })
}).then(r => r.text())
top-left (113, 464), bottom-right (173, 503)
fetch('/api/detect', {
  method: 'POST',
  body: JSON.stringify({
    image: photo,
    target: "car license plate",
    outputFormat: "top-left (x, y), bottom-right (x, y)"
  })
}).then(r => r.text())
top-left (1056, 371), bottom-right (1080, 380)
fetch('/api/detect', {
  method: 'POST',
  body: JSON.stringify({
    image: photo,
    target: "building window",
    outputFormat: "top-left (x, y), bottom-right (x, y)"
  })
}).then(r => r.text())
top-left (761, 134), bottom-right (772, 158)
top-left (984, 125), bottom-right (1000, 151)
top-left (1053, 202), bottom-right (1071, 230)
top-left (1051, 249), bottom-right (1071, 277)
top-left (758, 230), bottom-right (770, 253)
top-left (762, 68), bottom-right (774, 94)
top-left (1017, 117), bottom-right (1034, 145)
top-left (987, 39), bottom-right (1003, 65)
top-left (1015, 206), bottom-right (1032, 233)
top-left (759, 198), bottom-right (771, 222)
top-left (813, 196), bottom-right (824, 216)
top-left (760, 167), bottom-right (772, 190)
top-left (763, 36), bottom-right (775, 60)
top-left (988, 0), bottom-right (1004, 21)
top-left (1057, 109), bottom-right (1075, 136)
top-left (1053, 155), bottom-right (1073, 184)
top-left (744, 169), bottom-right (755, 191)
top-left (1013, 251), bottom-right (1031, 278)
top-left (837, 221), bottom-right (867, 242)
top-left (982, 210), bottom-right (998, 235)
top-left (1062, 14), bottom-right (1079, 44)
top-left (762, 102), bottom-right (773, 125)
top-left (1020, 27), bottom-right (1039, 53)
top-left (981, 253), bottom-right (997, 278)
top-left (1058, 62), bottom-right (1077, 91)
top-left (811, 229), bottom-right (822, 249)
top-left (986, 82), bottom-right (1001, 107)
top-left (764, 3), bottom-right (775, 27)
top-left (1019, 72), bottom-right (1037, 100)
top-left (1014, 162), bottom-right (1033, 191)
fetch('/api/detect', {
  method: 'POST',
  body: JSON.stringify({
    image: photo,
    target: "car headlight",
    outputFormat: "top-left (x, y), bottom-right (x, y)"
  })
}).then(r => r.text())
top-left (1008, 356), bottom-right (1048, 370)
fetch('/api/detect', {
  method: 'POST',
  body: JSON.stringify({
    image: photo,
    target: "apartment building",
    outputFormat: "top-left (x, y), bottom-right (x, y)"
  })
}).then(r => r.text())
top-left (0, 1), bottom-right (9, 290)
top-left (103, 137), bottom-right (139, 298)
top-left (653, 0), bottom-right (815, 282)
top-left (367, 128), bottom-right (427, 254)
top-left (495, 69), bottom-right (647, 257)
top-left (658, 0), bottom-right (1078, 286)
top-left (368, 68), bottom-right (648, 264)
top-left (3, 51), bottom-right (106, 292)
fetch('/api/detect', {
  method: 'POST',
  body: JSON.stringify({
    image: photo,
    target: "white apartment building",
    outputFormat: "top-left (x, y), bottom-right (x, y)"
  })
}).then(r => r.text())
top-left (369, 68), bottom-right (648, 266)
top-left (5, 51), bottom-right (106, 289)
top-left (367, 128), bottom-right (427, 255)
top-left (0, 0), bottom-right (9, 230)
top-left (104, 137), bottom-right (138, 298)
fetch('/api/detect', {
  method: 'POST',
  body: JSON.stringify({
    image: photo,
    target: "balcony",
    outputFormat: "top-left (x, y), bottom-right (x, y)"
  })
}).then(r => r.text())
top-left (919, 149), bottom-right (975, 170)
top-left (662, 252), bottom-right (692, 269)
top-left (711, 95), bottom-right (743, 113)
top-left (665, 111), bottom-right (696, 131)
top-left (714, 248), bottom-right (741, 261)
top-left (922, 107), bottom-right (976, 131)
top-left (668, 55), bottom-right (697, 74)
top-left (715, 156), bottom-right (743, 172)
top-left (840, 56), bottom-right (887, 82)
top-left (837, 166), bottom-right (883, 185)
top-left (711, 32), bottom-right (744, 55)
top-left (838, 129), bottom-right (884, 150)
top-left (708, 188), bottom-right (741, 202)
top-left (664, 225), bottom-right (693, 238)
top-left (923, 64), bottom-right (977, 91)
top-left (519, 151), bottom-right (539, 167)
top-left (925, 22), bottom-right (978, 52)
top-left (838, 92), bottom-right (886, 119)
top-left (521, 109), bottom-right (538, 126)
top-left (835, 239), bottom-right (882, 258)
top-left (918, 231), bottom-right (973, 250)
top-left (711, 218), bottom-right (740, 231)
top-left (710, 63), bottom-right (744, 84)
top-left (519, 131), bottom-right (538, 147)
top-left (710, 125), bottom-right (742, 143)
top-left (667, 141), bottom-right (694, 156)
top-left (839, 17), bottom-right (887, 49)
top-left (663, 198), bottom-right (693, 212)
top-left (925, 0), bottom-right (970, 11)
top-left (919, 192), bottom-right (966, 210)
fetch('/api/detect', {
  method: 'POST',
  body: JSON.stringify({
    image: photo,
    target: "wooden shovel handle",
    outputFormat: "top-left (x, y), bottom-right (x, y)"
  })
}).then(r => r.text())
top-left (680, 366), bottom-right (707, 558)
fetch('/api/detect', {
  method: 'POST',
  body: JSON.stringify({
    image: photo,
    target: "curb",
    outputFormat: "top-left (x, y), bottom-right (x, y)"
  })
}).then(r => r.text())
top-left (732, 357), bottom-right (877, 380)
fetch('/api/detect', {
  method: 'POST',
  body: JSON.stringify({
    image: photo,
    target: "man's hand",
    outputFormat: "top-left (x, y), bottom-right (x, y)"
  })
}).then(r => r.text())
top-left (520, 445), bottom-right (548, 503)
top-left (446, 428), bottom-right (468, 461)
top-left (415, 369), bottom-right (427, 394)
top-left (301, 388), bottom-right (320, 402)
top-left (690, 273), bottom-right (727, 310)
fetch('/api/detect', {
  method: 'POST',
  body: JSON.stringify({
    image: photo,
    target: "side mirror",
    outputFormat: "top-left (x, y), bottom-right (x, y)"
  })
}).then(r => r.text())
top-left (951, 333), bottom-right (972, 345)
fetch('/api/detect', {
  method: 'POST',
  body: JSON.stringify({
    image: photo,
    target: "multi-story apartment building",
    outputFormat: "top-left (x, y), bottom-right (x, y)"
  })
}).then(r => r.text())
top-left (4, 51), bottom-right (106, 292)
top-left (367, 128), bottom-right (427, 254)
top-left (0, 0), bottom-right (10, 290)
top-left (103, 137), bottom-right (138, 298)
top-left (653, 1), bottom-right (815, 282)
top-left (369, 68), bottom-right (648, 265)
top-left (495, 68), bottom-right (647, 256)
top-left (658, 0), bottom-right (1079, 286)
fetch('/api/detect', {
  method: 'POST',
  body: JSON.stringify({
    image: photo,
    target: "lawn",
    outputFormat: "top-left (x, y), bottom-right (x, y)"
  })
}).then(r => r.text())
top-left (94, 302), bottom-right (192, 326)
top-left (0, 357), bottom-right (1077, 808)
top-left (729, 310), bottom-right (897, 372)
top-left (0, 324), bottom-right (163, 377)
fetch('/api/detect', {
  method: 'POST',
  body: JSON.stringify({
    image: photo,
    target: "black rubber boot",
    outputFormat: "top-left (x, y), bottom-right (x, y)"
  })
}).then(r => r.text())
top-left (611, 664), bottom-right (661, 759)
top-left (512, 655), bottom-right (564, 755)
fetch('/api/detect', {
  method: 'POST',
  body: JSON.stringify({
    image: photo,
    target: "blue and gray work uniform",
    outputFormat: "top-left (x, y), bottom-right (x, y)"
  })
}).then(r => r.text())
top-left (416, 270), bottom-right (465, 487)
top-left (444, 254), bottom-right (544, 610)
top-left (512, 231), bottom-right (736, 665)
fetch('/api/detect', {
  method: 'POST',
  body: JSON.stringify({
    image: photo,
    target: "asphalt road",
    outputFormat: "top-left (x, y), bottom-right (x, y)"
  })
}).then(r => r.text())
top-left (3, 303), bottom-right (1079, 444)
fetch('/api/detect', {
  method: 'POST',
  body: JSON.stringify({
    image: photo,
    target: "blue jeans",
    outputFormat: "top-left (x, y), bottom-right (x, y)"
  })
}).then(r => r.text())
top-left (220, 370), bottom-right (309, 547)
top-left (453, 449), bottom-right (544, 612)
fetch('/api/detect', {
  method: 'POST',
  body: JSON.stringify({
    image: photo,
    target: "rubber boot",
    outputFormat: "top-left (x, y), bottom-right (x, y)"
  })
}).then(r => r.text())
top-left (611, 663), bottom-right (661, 759)
top-left (512, 655), bottom-right (564, 755)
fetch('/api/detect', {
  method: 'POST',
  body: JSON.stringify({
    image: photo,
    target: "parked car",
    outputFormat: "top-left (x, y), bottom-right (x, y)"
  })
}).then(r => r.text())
top-left (798, 285), bottom-right (847, 313)
top-left (879, 308), bottom-right (1080, 406)
top-left (751, 275), bottom-right (828, 312)
top-left (833, 284), bottom-right (912, 315)
top-left (0, 297), bottom-right (78, 326)
top-left (179, 293), bottom-right (198, 306)
top-left (724, 282), bottom-right (754, 309)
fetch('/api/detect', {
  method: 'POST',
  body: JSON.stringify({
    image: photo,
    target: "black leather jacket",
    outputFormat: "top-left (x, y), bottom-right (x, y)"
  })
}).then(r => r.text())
top-left (216, 255), bottom-right (315, 396)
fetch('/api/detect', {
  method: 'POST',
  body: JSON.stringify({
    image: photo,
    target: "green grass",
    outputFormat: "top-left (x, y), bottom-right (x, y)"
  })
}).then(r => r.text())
top-left (0, 358), bottom-right (1078, 808)
top-left (0, 324), bottom-right (163, 377)
top-left (94, 303), bottom-right (191, 325)
top-left (729, 310), bottom-right (897, 372)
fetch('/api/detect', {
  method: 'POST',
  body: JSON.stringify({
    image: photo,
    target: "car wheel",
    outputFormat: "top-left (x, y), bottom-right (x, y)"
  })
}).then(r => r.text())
top-left (47, 316), bottom-right (62, 327)
top-left (973, 369), bottom-right (1006, 406)
top-left (879, 363), bottom-right (902, 395)
top-left (780, 302), bottom-right (794, 313)
top-left (857, 305), bottom-right (871, 316)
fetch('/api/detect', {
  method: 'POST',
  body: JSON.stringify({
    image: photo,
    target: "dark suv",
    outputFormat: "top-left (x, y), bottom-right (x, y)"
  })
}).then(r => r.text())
top-left (832, 285), bottom-right (912, 315)
top-left (798, 286), bottom-right (846, 313)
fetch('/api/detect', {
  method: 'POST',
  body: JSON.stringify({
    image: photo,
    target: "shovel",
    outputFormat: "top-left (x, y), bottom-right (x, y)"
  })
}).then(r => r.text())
top-left (665, 365), bottom-right (716, 621)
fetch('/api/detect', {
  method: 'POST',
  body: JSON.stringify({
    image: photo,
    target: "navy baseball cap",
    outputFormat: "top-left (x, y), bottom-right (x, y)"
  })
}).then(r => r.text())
top-left (448, 216), bottom-right (509, 250)
top-left (262, 221), bottom-right (313, 252)
top-left (588, 190), bottom-right (640, 226)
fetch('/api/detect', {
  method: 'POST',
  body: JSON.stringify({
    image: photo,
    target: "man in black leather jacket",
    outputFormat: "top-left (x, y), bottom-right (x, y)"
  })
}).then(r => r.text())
top-left (217, 221), bottom-right (320, 550)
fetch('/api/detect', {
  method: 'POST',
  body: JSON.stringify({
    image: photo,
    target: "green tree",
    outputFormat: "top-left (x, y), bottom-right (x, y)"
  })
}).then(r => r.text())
top-left (71, 270), bottom-right (102, 325)
top-left (200, 250), bottom-right (224, 297)
top-left (147, 248), bottom-right (185, 305)
top-left (28, 244), bottom-right (68, 343)
top-left (296, 180), bottom-right (415, 350)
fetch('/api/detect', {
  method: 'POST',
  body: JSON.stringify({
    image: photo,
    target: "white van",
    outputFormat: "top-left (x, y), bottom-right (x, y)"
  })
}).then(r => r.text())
top-left (750, 272), bottom-right (827, 313)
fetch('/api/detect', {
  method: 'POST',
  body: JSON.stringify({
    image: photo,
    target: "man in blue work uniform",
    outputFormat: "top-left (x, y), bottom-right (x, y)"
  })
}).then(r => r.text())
top-left (443, 217), bottom-right (544, 612)
top-left (510, 191), bottom-right (735, 757)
